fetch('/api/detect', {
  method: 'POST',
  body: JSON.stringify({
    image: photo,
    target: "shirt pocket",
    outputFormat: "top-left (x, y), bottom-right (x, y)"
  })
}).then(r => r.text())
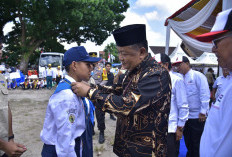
top-left (186, 82), bottom-right (197, 95)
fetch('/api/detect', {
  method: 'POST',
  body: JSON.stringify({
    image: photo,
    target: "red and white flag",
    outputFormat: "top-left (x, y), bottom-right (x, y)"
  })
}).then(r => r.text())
top-left (108, 53), bottom-right (111, 62)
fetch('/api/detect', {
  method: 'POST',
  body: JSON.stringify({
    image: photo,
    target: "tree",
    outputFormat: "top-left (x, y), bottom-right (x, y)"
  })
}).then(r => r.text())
top-left (104, 42), bottom-right (119, 63)
top-left (1, 0), bottom-right (129, 73)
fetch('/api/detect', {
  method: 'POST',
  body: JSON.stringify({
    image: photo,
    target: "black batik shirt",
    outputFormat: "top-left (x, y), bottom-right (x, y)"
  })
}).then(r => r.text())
top-left (87, 54), bottom-right (171, 157)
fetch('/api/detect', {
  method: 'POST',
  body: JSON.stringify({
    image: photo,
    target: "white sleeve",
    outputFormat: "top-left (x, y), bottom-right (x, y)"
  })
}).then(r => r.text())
top-left (212, 78), bottom-right (218, 89)
top-left (175, 78), bottom-right (189, 127)
top-left (196, 73), bottom-right (210, 114)
top-left (52, 99), bottom-right (77, 157)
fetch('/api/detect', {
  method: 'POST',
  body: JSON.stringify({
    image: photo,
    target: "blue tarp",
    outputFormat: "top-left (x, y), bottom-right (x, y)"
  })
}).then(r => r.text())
top-left (15, 71), bottom-right (25, 87)
top-left (179, 136), bottom-right (187, 157)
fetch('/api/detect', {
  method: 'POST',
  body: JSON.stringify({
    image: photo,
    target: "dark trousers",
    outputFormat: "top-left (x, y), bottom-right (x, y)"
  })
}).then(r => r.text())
top-left (41, 144), bottom-right (57, 157)
top-left (183, 119), bottom-right (205, 157)
top-left (42, 140), bottom-right (83, 157)
top-left (46, 76), bottom-right (53, 89)
top-left (167, 133), bottom-right (180, 157)
top-left (95, 105), bottom-right (105, 131)
top-left (56, 76), bottom-right (61, 85)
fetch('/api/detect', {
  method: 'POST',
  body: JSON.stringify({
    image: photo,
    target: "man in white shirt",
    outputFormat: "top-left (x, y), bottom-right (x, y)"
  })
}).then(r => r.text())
top-left (196, 8), bottom-right (232, 157)
top-left (44, 64), bottom-right (54, 89)
top-left (212, 68), bottom-right (230, 102)
top-left (172, 56), bottom-right (210, 157)
top-left (157, 53), bottom-right (189, 157)
top-left (40, 46), bottom-right (100, 157)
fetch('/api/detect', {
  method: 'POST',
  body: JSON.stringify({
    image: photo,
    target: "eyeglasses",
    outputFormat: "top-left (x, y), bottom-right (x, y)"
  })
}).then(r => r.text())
top-left (212, 33), bottom-right (232, 48)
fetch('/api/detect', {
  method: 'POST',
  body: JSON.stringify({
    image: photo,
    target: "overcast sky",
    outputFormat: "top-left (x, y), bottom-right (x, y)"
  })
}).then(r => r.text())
top-left (3, 0), bottom-right (191, 53)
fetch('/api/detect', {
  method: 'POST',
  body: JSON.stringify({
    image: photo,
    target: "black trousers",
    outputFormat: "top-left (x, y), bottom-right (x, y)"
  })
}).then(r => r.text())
top-left (56, 76), bottom-right (62, 85)
top-left (95, 104), bottom-right (105, 131)
top-left (183, 119), bottom-right (205, 157)
top-left (167, 133), bottom-right (180, 157)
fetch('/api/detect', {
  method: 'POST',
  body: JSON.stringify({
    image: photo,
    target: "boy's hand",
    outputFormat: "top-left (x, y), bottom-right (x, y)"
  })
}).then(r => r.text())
top-left (71, 82), bottom-right (90, 97)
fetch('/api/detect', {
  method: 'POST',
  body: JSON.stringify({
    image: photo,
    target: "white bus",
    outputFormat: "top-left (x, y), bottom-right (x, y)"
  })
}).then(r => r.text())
top-left (38, 52), bottom-right (64, 78)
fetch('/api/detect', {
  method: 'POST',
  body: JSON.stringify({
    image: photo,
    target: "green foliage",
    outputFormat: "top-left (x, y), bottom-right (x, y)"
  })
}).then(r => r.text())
top-left (0, 0), bottom-right (129, 71)
top-left (103, 42), bottom-right (119, 63)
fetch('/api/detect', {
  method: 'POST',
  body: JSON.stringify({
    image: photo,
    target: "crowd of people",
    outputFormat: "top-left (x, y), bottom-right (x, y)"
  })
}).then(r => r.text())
top-left (0, 8), bottom-right (232, 157)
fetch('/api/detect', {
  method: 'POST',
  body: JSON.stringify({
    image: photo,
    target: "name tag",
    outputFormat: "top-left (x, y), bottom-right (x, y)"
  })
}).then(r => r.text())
top-left (212, 94), bottom-right (224, 109)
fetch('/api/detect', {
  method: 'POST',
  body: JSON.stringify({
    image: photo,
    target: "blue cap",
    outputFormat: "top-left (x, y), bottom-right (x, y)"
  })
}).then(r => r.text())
top-left (63, 46), bottom-right (101, 67)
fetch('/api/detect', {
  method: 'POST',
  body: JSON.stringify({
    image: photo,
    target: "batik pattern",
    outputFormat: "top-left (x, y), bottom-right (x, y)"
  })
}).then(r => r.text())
top-left (88, 54), bottom-right (171, 157)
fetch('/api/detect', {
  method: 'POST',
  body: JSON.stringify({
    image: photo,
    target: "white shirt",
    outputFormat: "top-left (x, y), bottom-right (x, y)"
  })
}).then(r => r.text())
top-left (45, 68), bottom-right (54, 77)
top-left (168, 71), bottom-right (189, 133)
top-left (40, 75), bottom-right (85, 157)
top-left (213, 75), bottom-right (231, 100)
top-left (183, 69), bottom-right (210, 119)
top-left (200, 72), bottom-right (232, 157)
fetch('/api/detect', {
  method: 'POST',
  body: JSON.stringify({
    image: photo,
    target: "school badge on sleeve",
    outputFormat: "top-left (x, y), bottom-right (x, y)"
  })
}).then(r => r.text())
top-left (69, 114), bottom-right (75, 124)
top-left (67, 108), bottom-right (77, 124)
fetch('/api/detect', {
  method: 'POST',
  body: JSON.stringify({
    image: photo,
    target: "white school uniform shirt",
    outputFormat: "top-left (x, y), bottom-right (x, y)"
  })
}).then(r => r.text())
top-left (40, 75), bottom-right (85, 157)
top-left (183, 69), bottom-right (210, 119)
top-left (200, 72), bottom-right (232, 157)
top-left (168, 71), bottom-right (189, 133)
top-left (212, 75), bottom-right (231, 100)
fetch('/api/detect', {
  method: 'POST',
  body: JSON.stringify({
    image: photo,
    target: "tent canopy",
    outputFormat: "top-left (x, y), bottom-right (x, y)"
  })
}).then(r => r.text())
top-left (165, 0), bottom-right (222, 53)
top-left (154, 44), bottom-right (197, 64)
top-left (195, 52), bottom-right (218, 66)
top-left (169, 44), bottom-right (197, 64)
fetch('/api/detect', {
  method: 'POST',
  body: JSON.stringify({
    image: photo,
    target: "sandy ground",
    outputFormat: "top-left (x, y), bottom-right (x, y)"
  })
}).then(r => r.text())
top-left (8, 89), bottom-right (117, 157)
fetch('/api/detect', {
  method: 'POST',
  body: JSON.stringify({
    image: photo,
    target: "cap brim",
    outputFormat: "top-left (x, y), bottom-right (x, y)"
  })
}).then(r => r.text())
top-left (82, 57), bottom-right (101, 63)
top-left (172, 61), bottom-right (182, 66)
top-left (195, 30), bottom-right (228, 42)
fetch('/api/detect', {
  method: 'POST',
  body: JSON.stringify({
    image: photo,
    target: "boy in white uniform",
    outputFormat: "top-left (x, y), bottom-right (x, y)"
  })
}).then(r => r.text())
top-left (196, 8), bottom-right (232, 157)
top-left (40, 46), bottom-right (100, 157)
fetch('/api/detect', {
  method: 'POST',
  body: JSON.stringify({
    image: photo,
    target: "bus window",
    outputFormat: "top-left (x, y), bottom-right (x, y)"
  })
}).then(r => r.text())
top-left (40, 55), bottom-right (61, 67)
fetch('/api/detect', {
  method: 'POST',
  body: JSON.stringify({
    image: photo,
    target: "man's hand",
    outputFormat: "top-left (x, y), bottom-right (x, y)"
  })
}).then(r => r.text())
top-left (199, 113), bottom-right (206, 122)
top-left (176, 127), bottom-right (183, 141)
top-left (3, 140), bottom-right (27, 157)
top-left (71, 82), bottom-right (91, 97)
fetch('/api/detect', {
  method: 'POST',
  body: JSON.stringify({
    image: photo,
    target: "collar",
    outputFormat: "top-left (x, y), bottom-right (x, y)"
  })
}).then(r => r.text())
top-left (65, 75), bottom-right (76, 83)
top-left (184, 69), bottom-right (192, 77)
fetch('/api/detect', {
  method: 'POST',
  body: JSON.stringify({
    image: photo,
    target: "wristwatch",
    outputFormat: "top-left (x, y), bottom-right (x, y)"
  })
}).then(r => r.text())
top-left (8, 134), bottom-right (14, 141)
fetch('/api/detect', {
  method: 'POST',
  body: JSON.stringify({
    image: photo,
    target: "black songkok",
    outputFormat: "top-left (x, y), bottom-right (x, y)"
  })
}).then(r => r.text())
top-left (113, 24), bottom-right (147, 47)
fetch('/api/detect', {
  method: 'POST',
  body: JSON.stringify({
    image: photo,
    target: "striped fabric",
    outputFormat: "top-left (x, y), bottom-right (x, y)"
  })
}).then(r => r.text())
top-left (165, 0), bottom-right (222, 38)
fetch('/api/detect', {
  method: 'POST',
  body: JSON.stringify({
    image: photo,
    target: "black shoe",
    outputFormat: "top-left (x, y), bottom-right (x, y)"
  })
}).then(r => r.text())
top-left (99, 131), bottom-right (105, 144)
top-left (110, 114), bottom-right (116, 121)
